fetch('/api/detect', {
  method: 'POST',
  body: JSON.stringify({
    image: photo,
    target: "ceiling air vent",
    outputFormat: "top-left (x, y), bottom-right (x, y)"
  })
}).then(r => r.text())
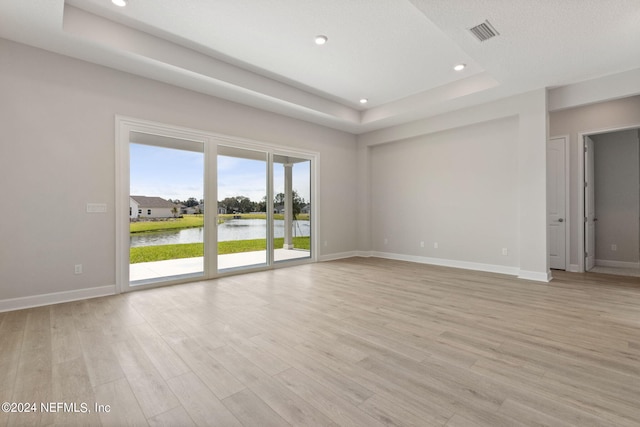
top-left (469, 20), bottom-right (499, 42)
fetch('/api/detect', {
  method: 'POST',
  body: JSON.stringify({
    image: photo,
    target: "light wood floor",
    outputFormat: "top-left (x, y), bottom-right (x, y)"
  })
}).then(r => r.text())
top-left (1, 258), bottom-right (640, 426)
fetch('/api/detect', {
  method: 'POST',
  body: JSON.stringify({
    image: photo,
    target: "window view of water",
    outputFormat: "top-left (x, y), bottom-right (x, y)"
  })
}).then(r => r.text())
top-left (130, 219), bottom-right (310, 247)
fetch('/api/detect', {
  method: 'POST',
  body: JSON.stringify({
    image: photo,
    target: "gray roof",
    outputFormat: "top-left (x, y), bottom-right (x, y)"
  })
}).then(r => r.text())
top-left (130, 196), bottom-right (178, 209)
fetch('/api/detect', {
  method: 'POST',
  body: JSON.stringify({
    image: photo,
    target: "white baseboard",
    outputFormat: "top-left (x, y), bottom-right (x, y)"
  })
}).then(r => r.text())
top-left (0, 285), bottom-right (117, 313)
top-left (595, 259), bottom-right (640, 269)
top-left (318, 251), bottom-right (361, 262)
top-left (518, 270), bottom-right (552, 282)
top-left (355, 250), bottom-right (374, 258)
top-left (368, 251), bottom-right (522, 277)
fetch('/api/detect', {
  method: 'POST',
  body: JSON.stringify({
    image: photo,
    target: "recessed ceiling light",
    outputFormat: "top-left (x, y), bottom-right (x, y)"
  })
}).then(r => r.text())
top-left (359, 98), bottom-right (368, 104)
top-left (314, 35), bottom-right (328, 45)
top-left (112, 0), bottom-right (127, 7)
top-left (454, 63), bottom-right (466, 71)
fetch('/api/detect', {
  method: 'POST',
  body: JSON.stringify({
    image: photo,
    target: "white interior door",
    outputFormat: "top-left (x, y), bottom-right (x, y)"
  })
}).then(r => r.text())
top-left (547, 137), bottom-right (566, 270)
top-left (585, 136), bottom-right (596, 271)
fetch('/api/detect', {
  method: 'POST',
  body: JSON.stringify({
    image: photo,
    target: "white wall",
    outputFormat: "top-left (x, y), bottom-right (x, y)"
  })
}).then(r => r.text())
top-left (370, 117), bottom-right (519, 268)
top-left (0, 39), bottom-right (358, 306)
top-left (592, 130), bottom-right (640, 266)
top-left (357, 90), bottom-right (549, 280)
top-left (549, 95), bottom-right (640, 268)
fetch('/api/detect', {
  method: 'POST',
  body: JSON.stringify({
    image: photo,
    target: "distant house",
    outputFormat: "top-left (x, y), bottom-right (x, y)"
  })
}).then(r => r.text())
top-left (130, 195), bottom-right (178, 219)
top-left (274, 203), bottom-right (310, 216)
top-left (182, 203), bottom-right (204, 215)
top-left (180, 204), bottom-right (197, 215)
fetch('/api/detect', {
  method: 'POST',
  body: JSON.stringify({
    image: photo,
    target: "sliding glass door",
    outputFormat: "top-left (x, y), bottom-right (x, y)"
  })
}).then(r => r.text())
top-left (117, 117), bottom-right (317, 291)
top-left (273, 155), bottom-right (312, 263)
top-left (128, 132), bottom-right (205, 285)
top-left (217, 146), bottom-right (268, 272)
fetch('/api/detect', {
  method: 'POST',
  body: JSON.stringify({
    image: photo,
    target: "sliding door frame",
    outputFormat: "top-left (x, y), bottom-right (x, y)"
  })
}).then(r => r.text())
top-left (116, 116), bottom-right (319, 293)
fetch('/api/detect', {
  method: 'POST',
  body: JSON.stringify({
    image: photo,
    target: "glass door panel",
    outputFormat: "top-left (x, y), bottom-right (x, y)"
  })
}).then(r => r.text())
top-left (129, 136), bottom-right (204, 285)
top-left (273, 155), bottom-right (311, 263)
top-left (217, 146), bottom-right (268, 272)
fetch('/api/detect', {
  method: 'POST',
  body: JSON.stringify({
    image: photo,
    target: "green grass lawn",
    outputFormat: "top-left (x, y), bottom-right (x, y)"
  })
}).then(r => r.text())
top-left (130, 236), bottom-right (311, 263)
top-left (130, 215), bottom-right (204, 233)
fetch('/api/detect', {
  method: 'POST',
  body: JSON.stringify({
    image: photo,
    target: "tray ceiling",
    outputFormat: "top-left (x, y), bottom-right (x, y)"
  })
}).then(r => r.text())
top-left (1, 0), bottom-right (639, 133)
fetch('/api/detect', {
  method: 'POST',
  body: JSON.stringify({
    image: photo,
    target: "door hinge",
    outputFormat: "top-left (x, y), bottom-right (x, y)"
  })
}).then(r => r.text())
top-left (585, 252), bottom-right (588, 257)
top-left (584, 145), bottom-right (587, 152)
top-left (584, 217), bottom-right (588, 222)
top-left (584, 181), bottom-right (588, 187)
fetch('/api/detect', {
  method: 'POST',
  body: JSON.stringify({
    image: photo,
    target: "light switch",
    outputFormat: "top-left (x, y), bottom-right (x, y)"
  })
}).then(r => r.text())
top-left (87, 203), bottom-right (107, 213)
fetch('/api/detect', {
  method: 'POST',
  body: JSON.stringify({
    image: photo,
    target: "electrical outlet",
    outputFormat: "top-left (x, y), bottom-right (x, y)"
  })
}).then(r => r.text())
top-left (433, 242), bottom-right (438, 249)
top-left (420, 241), bottom-right (425, 248)
top-left (502, 248), bottom-right (508, 256)
top-left (611, 244), bottom-right (617, 251)
top-left (324, 240), bottom-right (328, 247)
top-left (384, 238), bottom-right (388, 245)
top-left (74, 264), bottom-right (83, 274)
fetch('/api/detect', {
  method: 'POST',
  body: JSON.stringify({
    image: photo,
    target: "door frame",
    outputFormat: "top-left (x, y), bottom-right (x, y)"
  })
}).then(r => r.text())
top-left (584, 135), bottom-right (596, 271)
top-left (577, 123), bottom-right (640, 272)
top-left (116, 116), bottom-right (319, 293)
top-left (547, 135), bottom-right (570, 270)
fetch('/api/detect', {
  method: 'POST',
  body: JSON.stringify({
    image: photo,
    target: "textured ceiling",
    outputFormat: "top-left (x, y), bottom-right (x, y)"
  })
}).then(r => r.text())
top-left (1, 0), bottom-right (639, 133)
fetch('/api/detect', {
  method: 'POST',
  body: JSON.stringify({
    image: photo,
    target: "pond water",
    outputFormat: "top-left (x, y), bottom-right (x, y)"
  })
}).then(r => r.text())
top-left (130, 219), bottom-right (310, 247)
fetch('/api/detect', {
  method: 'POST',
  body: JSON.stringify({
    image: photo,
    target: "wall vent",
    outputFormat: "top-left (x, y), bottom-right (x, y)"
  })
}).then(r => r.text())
top-left (469, 20), bottom-right (499, 42)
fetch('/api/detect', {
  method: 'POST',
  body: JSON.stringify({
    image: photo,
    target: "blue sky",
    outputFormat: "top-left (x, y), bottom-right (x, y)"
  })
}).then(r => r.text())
top-left (130, 144), bottom-right (310, 203)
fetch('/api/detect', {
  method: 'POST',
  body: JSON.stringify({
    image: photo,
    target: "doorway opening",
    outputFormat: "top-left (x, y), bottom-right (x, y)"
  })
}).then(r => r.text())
top-left (580, 127), bottom-right (640, 277)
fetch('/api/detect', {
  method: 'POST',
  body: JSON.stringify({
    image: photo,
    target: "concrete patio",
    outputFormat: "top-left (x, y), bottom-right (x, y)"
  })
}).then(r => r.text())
top-left (130, 249), bottom-right (310, 282)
